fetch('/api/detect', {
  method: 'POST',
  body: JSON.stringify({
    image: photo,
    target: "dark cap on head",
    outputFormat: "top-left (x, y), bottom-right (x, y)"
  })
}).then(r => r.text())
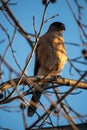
top-left (48, 22), bottom-right (65, 32)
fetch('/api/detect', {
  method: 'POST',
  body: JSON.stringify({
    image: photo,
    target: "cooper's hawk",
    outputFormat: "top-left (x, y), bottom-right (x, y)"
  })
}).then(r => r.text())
top-left (28, 22), bottom-right (67, 117)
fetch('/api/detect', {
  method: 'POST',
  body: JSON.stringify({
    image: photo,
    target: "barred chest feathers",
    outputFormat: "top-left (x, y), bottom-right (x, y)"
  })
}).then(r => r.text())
top-left (37, 33), bottom-right (67, 75)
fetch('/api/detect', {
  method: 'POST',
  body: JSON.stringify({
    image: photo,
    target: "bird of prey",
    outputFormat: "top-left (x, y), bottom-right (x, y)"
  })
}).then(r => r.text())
top-left (28, 22), bottom-right (67, 117)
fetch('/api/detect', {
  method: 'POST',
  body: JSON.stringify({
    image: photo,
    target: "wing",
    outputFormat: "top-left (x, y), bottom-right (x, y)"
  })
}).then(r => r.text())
top-left (34, 53), bottom-right (40, 76)
top-left (34, 36), bottom-right (43, 76)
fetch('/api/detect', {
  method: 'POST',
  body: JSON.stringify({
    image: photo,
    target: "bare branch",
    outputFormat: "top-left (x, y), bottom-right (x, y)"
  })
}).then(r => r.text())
top-left (0, 75), bottom-right (87, 94)
top-left (1, 0), bottom-right (34, 48)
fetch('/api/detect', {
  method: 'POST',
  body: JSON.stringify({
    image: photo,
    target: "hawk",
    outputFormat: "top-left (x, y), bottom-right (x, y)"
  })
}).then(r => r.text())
top-left (28, 22), bottom-right (67, 117)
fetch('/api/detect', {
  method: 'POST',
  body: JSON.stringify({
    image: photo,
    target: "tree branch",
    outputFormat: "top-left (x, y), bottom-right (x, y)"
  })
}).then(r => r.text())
top-left (0, 76), bottom-right (87, 94)
top-left (1, 0), bottom-right (34, 48)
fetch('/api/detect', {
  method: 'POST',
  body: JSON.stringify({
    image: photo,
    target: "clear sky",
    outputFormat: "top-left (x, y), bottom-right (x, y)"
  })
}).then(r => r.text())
top-left (0, 0), bottom-right (87, 130)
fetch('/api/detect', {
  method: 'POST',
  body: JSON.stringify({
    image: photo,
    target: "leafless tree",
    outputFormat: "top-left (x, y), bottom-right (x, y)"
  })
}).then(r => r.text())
top-left (0, 0), bottom-right (87, 130)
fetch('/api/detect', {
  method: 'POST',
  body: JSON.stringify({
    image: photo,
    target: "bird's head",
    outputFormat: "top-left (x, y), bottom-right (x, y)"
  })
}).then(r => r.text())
top-left (48, 22), bottom-right (65, 33)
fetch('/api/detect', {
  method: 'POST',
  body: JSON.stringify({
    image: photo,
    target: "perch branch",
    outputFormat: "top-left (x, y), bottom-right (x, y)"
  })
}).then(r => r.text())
top-left (0, 76), bottom-right (87, 94)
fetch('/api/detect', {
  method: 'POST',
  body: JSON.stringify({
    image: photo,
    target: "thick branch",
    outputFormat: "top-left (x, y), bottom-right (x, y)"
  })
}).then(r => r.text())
top-left (0, 76), bottom-right (87, 93)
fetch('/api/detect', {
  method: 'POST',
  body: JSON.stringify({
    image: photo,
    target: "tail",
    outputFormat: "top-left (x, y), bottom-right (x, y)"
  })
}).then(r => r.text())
top-left (27, 88), bottom-right (42, 117)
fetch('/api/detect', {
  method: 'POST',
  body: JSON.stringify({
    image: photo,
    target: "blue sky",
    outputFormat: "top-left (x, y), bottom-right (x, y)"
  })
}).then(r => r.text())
top-left (0, 0), bottom-right (87, 129)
